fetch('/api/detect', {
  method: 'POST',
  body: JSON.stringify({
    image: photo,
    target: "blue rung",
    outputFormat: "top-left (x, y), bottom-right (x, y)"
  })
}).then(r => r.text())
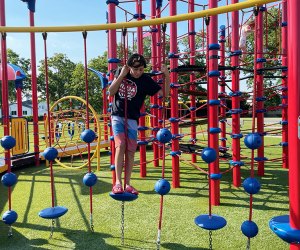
top-left (229, 50), bottom-right (242, 56)
top-left (230, 160), bottom-right (244, 166)
top-left (209, 99), bottom-right (220, 106)
top-left (39, 206), bottom-right (68, 219)
top-left (229, 91), bottom-right (242, 97)
top-left (108, 58), bottom-right (121, 63)
top-left (269, 215), bottom-right (300, 244)
top-left (210, 173), bottom-right (222, 180)
top-left (170, 151), bottom-right (181, 156)
top-left (209, 127), bottom-right (221, 134)
top-left (208, 70), bottom-right (220, 77)
top-left (254, 157), bottom-right (268, 162)
top-left (209, 43), bottom-right (220, 50)
top-left (231, 133), bottom-right (243, 139)
top-left (109, 192), bottom-right (138, 202)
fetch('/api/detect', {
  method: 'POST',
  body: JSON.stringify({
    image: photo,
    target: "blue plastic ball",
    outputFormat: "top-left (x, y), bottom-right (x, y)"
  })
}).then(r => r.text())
top-left (243, 177), bottom-right (261, 194)
top-left (2, 210), bottom-right (18, 225)
top-left (80, 129), bottom-right (96, 143)
top-left (0, 136), bottom-right (16, 150)
top-left (43, 147), bottom-right (58, 161)
top-left (241, 220), bottom-right (258, 238)
top-left (244, 133), bottom-right (262, 149)
top-left (110, 165), bottom-right (115, 171)
top-left (201, 147), bottom-right (217, 163)
top-left (154, 179), bottom-right (171, 195)
top-left (1, 172), bottom-right (17, 187)
top-left (82, 172), bottom-right (97, 187)
top-left (156, 128), bottom-right (172, 144)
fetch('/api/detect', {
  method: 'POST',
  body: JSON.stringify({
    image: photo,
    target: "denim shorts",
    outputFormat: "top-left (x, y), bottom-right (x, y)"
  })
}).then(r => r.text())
top-left (111, 115), bottom-right (138, 152)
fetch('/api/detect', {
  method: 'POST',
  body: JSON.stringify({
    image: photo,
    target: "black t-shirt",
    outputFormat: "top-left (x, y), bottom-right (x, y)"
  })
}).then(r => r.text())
top-left (111, 72), bottom-right (161, 121)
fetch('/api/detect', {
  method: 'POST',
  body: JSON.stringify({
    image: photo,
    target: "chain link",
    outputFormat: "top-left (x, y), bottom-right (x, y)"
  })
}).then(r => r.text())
top-left (121, 201), bottom-right (125, 246)
top-left (90, 214), bottom-right (94, 232)
top-left (246, 238), bottom-right (250, 250)
top-left (156, 229), bottom-right (161, 250)
top-left (8, 225), bottom-right (12, 237)
top-left (49, 219), bottom-right (55, 239)
top-left (209, 230), bottom-right (213, 250)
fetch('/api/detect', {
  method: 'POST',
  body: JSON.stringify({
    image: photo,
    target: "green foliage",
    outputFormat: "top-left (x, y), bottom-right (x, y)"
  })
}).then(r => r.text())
top-left (0, 49), bottom-right (31, 106)
top-left (244, 7), bottom-right (282, 108)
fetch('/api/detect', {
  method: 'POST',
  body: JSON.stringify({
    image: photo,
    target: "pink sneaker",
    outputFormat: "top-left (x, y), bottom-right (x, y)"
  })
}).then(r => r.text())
top-left (125, 185), bottom-right (139, 195)
top-left (112, 184), bottom-right (124, 194)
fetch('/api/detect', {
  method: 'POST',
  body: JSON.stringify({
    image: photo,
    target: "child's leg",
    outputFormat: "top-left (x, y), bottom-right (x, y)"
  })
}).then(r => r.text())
top-left (125, 151), bottom-right (135, 186)
top-left (124, 119), bottom-right (138, 186)
top-left (111, 116), bottom-right (126, 186)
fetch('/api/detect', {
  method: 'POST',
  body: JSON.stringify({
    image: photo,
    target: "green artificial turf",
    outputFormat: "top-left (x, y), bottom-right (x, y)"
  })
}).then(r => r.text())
top-left (0, 141), bottom-right (290, 250)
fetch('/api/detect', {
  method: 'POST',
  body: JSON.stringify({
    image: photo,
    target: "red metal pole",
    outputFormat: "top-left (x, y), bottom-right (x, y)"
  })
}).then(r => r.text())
top-left (219, 26), bottom-right (226, 150)
top-left (188, 0), bottom-right (197, 163)
top-left (0, 0), bottom-right (12, 211)
top-left (156, 8), bottom-right (163, 160)
top-left (135, 0), bottom-right (147, 177)
top-left (231, 0), bottom-right (241, 187)
top-left (107, 1), bottom-right (117, 185)
top-left (281, 0), bottom-right (288, 169)
top-left (169, 0), bottom-right (180, 188)
top-left (16, 88), bottom-right (22, 117)
top-left (208, 0), bottom-right (220, 205)
top-left (288, 1), bottom-right (300, 249)
top-left (151, 0), bottom-right (159, 168)
top-left (256, 8), bottom-right (265, 176)
top-left (29, 8), bottom-right (40, 166)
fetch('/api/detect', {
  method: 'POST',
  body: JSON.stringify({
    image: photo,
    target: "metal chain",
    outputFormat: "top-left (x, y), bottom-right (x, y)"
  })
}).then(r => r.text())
top-left (156, 229), bottom-right (161, 250)
top-left (50, 219), bottom-right (55, 239)
top-left (8, 225), bottom-right (12, 237)
top-left (209, 230), bottom-right (213, 250)
top-left (121, 201), bottom-right (125, 246)
top-left (246, 238), bottom-right (250, 250)
top-left (90, 214), bottom-right (94, 232)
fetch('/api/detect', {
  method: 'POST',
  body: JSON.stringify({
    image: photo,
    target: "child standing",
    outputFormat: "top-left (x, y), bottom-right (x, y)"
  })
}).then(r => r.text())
top-left (108, 53), bottom-right (170, 195)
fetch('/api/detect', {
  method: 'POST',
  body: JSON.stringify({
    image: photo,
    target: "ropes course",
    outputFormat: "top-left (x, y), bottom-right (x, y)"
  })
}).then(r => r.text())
top-left (1, 0), bottom-right (300, 249)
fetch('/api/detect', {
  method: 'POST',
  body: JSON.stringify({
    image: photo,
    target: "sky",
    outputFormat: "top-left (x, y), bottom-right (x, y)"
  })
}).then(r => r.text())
top-left (4, 0), bottom-right (243, 65)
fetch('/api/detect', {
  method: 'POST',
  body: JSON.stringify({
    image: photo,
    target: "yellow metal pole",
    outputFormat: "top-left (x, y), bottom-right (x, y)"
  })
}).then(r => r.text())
top-left (0, 0), bottom-right (278, 33)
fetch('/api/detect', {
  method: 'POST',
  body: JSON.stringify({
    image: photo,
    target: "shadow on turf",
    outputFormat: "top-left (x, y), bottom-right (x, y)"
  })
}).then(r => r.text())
top-left (0, 222), bottom-right (120, 250)
top-left (161, 242), bottom-right (206, 249)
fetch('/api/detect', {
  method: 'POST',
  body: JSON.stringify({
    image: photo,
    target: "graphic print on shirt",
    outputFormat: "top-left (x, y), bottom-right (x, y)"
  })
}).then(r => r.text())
top-left (118, 79), bottom-right (137, 100)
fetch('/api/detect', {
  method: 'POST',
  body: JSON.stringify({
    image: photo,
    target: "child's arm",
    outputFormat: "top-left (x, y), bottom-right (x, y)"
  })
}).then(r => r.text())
top-left (158, 64), bottom-right (170, 97)
top-left (108, 65), bottom-right (129, 96)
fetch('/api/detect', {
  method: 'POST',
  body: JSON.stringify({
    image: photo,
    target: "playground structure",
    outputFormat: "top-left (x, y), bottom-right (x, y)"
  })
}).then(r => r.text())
top-left (1, 0), bottom-right (300, 249)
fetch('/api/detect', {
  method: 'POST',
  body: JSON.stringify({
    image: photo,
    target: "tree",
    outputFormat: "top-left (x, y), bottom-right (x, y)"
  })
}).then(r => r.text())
top-left (243, 7), bottom-right (282, 109)
top-left (0, 49), bottom-right (31, 105)
top-left (37, 53), bottom-right (76, 103)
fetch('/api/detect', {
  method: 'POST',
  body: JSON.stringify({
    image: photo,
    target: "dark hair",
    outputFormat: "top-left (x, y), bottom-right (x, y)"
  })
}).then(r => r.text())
top-left (127, 53), bottom-right (147, 68)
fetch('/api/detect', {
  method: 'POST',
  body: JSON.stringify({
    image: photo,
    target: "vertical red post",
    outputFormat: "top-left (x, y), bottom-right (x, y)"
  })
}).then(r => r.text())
top-left (150, 0), bottom-right (159, 168)
top-left (16, 87), bottom-right (22, 117)
top-left (135, 0), bottom-right (147, 177)
top-left (288, 1), bottom-right (300, 249)
top-left (208, 0), bottom-right (220, 205)
top-left (107, 0), bottom-right (118, 184)
top-left (0, 0), bottom-right (10, 162)
top-left (231, 0), bottom-right (241, 187)
top-left (219, 25), bottom-right (226, 150)
top-left (188, 0), bottom-right (197, 163)
top-left (0, 0), bottom-right (12, 211)
top-left (281, 0), bottom-right (288, 169)
top-left (169, 0), bottom-right (180, 188)
top-left (29, 9), bottom-right (40, 165)
top-left (256, 7), bottom-right (265, 176)
top-left (156, 7), bottom-right (163, 160)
